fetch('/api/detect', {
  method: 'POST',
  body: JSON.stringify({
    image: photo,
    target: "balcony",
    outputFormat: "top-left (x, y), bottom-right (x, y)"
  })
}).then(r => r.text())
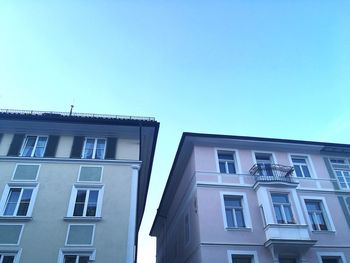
top-left (249, 164), bottom-right (297, 187)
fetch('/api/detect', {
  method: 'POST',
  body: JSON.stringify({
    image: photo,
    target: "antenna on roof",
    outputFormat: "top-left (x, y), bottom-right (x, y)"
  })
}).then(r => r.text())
top-left (69, 104), bottom-right (74, 116)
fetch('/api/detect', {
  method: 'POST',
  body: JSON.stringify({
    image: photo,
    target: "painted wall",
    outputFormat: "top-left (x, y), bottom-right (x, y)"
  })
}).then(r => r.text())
top-left (0, 160), bottom-right (134, 263)
top-left (155, 151), bottom-right (202, 263)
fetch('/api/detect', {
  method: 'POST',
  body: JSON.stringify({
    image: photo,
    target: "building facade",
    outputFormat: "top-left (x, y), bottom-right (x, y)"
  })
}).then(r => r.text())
top-left (0, 109), bottom-right (159, 263)
top-left (151, 133), bottom-right (350, 263)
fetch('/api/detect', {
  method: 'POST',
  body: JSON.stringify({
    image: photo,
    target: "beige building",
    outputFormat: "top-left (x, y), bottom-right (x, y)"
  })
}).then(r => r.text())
top-left (0, 109), bottom-right (159, 263)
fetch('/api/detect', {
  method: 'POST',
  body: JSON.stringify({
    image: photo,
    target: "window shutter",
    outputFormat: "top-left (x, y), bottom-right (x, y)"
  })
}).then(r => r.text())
top-left (44, 135), bottom-right (60, 158)
top-left (105, 137), bottom-right (117, 160)
top-left (70, 136), bottom-right (85, 158)
top-left (7, 134), bottom-right (25, 156)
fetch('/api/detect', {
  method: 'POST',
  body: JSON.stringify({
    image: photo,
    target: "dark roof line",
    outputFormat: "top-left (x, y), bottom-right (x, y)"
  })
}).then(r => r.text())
top-left (0, 109), bottom-right (158, 126)
top-left (182, 132), bottom-right (350, 148)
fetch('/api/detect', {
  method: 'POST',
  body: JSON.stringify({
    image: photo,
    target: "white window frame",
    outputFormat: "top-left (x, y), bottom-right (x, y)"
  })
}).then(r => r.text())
top-left (20, 135), bottom-right (48, 158)
top-left (227, 250), bottom-right (259, 263)
top-left (65, 224), bottom-right (96, 247)
top-left (317, 252), bottom-right (347, 263)
top-left (328, 157), bottom-right (350, 189)
top-left (252, 151), bottom-right (277, 164)
top-left (301, 196), bottom-right (335, 232)
top-left (215, 148), bottom-right (241, 174)
top-left (270, 192), bottom-right (295, 224)
top-left (81, 138), bottom-right (106, 160)
top-left (0, 248), bottom-right (22, 263)
top-left (0, 183), bottom-right (39, 217)
top-left (252, 151), bottom-right (277, 176)
top-left (11, 163), bottom-right (41, 181)
top-left (0, 224), bottom-right (24, 245)
top-left (77, 165), bottom-right (103, 183)
top-left (57, 248), bottom-right (96, 263)
top-left (67, 185), bottom-right (104, 218)
top-left (220, 192), bottom-right (252, 230)
top-left (288, 154), bottom-right (316, 178)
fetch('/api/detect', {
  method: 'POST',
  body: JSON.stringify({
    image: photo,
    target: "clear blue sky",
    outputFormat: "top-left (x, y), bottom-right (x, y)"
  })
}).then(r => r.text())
top-left (1, 1), bottom-right (349, 262)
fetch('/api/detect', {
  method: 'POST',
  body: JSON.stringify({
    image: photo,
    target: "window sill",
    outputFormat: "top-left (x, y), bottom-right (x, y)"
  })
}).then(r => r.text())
top-left (0, 216), bottom-right (32, 221)
top-left (225, 227), bottom-right (252, 232)
top-left (311, 230), bottom-right (336, 234)
top-left (64, 217), bottom-right (102, 222)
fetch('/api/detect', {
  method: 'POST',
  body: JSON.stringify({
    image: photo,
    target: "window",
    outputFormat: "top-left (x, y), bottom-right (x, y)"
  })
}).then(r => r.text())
top-left (0, 254), bottom-right (15, 263)
top-left (82, 138), bottom-right (106, 159)
top-left (63, 255), bottom-right (90, 263)
top-left (330, 158), bottom-right (350, 189)
top-left (0, 225), bottom-right (23, 245)
top-left (78, 166), bottom-right (102, 182)
top-left (58, 250), bottom-right (95, 263)
top-left (271, 193), bottom-right (295, 224)
top-left (231, 255), bottom-right (253, 263)
top-left (65, 224), bottom-right (95, 246)
top-left (291, 156), bottom-right (311, 177)
top-left (335, 170), bottom-right (350, 189)
top-left (67, 186), bottom-right (104, 218)
top-left (12, 164), bottom-right (40, 181)
top-left (218, 151), bottom-right (236, 174)
top-left (20, 136), bottom-right (48, 157)
top-left (305, 200), bottom-right (328, 231)
top-left (255, 153), bottom-right (273, 176)
top-left (322, 257), bottom-right (342, 263)
top-left (0, 186), bottom-right (37, 217)
top-left (224, 196), bottom-right (245, 228)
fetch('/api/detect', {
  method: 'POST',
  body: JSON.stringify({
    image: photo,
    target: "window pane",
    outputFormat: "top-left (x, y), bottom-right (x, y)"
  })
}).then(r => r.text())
top-left (64, 255), bottom-right (77, 263)
top-left (83, 139), bottom-right (95, 159)
top-left (219, 162), bottom-right (226, 173)
top-left (33, 137), bottom-right (47, 157)
top-left (308, 213), bottom-right (318, 230)
top-left (301, 165), bottom-right (311, 177)
top-left (293, 165), bottom-right (302, 177)
top-left (272, 194), bottom-right (288, 203)
top-left (235, 209), bottom-right (245, 227)
top-left (274, 205), bottom-right (284, 223)
top-left (224, 197), bottom-right (241, 207)
top-left (292, 158), bottom-right (307, 164)
top-left (4, 188), bottom-right (21, 215)
top-left (22, 136), bottom-right (36, 157)
top-left (3, 256), bottom-right (15, 263)
top-left (225, 209), bottom-right (234, 227)
top-left (322, 258), bottom-right (340, 263)
top-left (284, 206), bottom-right (294, 223)
top-left (78, 256), bottom-right (90, 263)
top-left (86, 190), bottom-right (98, 216)
top-left (73, 190), bottom-right (86, 216)
top-left (232, 255), bottom-right (252, 263)
top-left (95, 139), bottom-right (106, 159)
top-left (218, 153), bottom-right (234, 160)
top-left (17, 188), bottom-right (33, 216)
top-left (227, 162), bottom-right (236, 174)
top-left (316, 213), bottom-right (328, 230)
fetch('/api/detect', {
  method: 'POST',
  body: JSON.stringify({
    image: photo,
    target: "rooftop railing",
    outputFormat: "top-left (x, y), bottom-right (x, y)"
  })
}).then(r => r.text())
top-left (0, 109), bottom-right (155, 121)
top-left (249, 164), bottom-right (295, 183)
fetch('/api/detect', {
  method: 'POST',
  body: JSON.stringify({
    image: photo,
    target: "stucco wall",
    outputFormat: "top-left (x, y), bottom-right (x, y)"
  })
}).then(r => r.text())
top-left (0, 160), bottom-right (134, 263)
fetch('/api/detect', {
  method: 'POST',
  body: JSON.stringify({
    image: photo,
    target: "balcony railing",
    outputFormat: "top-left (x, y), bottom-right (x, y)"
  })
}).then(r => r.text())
top-left (249, 164), bottom-right (295, 183)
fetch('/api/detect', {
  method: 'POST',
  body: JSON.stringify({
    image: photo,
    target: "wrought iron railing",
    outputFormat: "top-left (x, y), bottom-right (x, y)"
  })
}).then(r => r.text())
top-left (249, 164), bottom-right (295, 183)
top-left (0, 109), bottom-right (155, 121)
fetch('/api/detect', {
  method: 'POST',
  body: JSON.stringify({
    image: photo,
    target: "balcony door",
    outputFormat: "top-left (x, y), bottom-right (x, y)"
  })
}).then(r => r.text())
top-left (255, 153), bottom-right (274, 176)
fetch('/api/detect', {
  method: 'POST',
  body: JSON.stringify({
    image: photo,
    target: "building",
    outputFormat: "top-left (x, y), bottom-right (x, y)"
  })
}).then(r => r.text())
top-left (150, 132), bottom-right (350, 263)
top-left (0, 109), bottom-right (159, 263)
